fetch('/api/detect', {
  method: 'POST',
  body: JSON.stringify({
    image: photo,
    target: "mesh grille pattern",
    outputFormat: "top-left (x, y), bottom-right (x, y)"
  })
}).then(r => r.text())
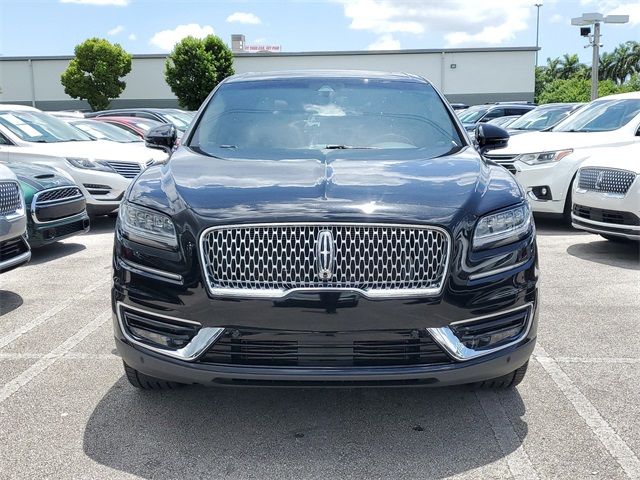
top-left (0, 182), bottom-right (21, 215)
top-left (578, 168), bottom-right (636, 195)
top-left (200, 224), bottom-right (449, 296)
top-left (36, 187), bottom-right (82, 203)
top-left (105, 161), bottom-right (142, 179)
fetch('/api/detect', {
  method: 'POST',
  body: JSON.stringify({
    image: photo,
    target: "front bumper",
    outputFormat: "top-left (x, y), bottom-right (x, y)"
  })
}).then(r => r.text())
top-left (571, 187), bottom-right (640, 240)
top-left (27, 213), bottom-right (90, 247)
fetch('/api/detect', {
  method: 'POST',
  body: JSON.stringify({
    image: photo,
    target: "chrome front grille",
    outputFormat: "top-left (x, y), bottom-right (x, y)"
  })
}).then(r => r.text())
top-left (483, 154), bottom-right (518, 174)
top-left (0, 182), bottom-right (22, 215)
top-left (105, 161), bottom-right (142, 179)
top-left (578, 168), bottom-right (636, 195)
top-left (35, 187), bottom-right (82, 204)
top-left (200, 223), bottom-right (450, 298)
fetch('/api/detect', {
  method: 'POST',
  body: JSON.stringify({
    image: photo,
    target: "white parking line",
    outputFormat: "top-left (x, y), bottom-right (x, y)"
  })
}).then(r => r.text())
top-left (535, 345), bottom-right (640, 480)
top-left (0, 278), bottom-right (108, 350)
top-left (0, 310), bottom-right (111, 404)
top-left (476, 390), bottom-right (540, 480)
top-left (0, 352), bottom-right (118, 360)
top-left (552, 357), bottom-right (640, 364)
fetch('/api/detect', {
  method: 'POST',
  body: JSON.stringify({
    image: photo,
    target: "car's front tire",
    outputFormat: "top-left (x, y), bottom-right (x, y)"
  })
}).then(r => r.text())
top-left (471, 361), bottom-right (529, 390)
top-left (123, 362), bottom-right (183, 390)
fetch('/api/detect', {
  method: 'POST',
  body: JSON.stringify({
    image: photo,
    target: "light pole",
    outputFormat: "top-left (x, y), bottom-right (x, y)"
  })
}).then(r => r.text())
top-left (571, 12), bottom-right (629, 100)
top-left (535, 3), bottom-right (543, 67)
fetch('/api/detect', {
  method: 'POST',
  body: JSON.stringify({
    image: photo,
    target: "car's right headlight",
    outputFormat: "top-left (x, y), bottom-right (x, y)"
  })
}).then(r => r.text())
top-left (119, 201), bottom-right (177, 249)
top-left (473, 203), bottom-right (532, 250)
top-left (516, 149), bottom-right (573, 165)
top-left (66, 157), bottom-right (115, 173)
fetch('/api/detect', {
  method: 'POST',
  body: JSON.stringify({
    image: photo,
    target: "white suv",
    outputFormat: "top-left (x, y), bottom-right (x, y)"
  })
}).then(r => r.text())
top-left (484, 92), bottom-right (640, 219)
top-left (572, 144), bottom-right (639, 242)
top-left (0, 105), bottom-right (166, 216)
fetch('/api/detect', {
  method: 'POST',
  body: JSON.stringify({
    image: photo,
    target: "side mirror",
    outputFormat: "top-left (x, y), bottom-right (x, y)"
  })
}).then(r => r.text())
top-left (476, 124), bottom-right (509, 154)
top-left (145, 124), bottom-right (177, 154)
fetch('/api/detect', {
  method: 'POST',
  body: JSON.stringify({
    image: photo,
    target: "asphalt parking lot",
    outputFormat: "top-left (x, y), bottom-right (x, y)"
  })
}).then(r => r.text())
top-left (0, 216), bottom-right (639, 480)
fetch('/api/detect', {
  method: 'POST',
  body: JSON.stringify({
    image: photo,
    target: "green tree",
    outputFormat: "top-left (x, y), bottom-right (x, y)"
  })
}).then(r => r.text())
top-left (165, 35), bottom-right (234, 110)
top-left (60, 38), bottom-right (132, 111)
top-left (538, 77), bottom-right (627, 103)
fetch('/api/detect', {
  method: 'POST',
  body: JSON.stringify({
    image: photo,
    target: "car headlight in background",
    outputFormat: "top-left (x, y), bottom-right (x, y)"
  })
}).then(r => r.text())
top-left (119, 201), bottom-right (177, 248)
top-left (473, 203), bottom-right (532, 249)
top-left (66, 157), bottom-right (115, 173)
top-left (516, 149), bottom-right (573, 165)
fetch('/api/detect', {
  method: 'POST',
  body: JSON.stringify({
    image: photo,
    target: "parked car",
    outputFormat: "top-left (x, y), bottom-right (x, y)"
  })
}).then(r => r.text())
top-left (2, 162), bottom-right (90, 247)
top-left (449, 103), bottom-right (469, 111)
top-left (92, 116), bottom-right (165, 139)
top-left (484, 92), bottom-right (640, 219)
top-left (571, 144), bottom-right (639, 242)
top-left (0, 163), bottom-right (30, 273)
top-left (457, 103), bottom-right (536, 131)
top-left (86, 108), bottom-right (193, 135)
top-left (506, 103), bottom-right (584, 135)
top-left (0, 105), bottom-right (166, 216)
top-left (113, 71), bottom-right (538, 391)
top-left (487, 115), bottom-right (520, 128)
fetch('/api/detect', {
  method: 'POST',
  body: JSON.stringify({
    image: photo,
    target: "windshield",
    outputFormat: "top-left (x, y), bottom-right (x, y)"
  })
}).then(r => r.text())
top-left (189, 78), bottom-right (464, 157)
top-left (457, 107), bottom-right (489, 123)
top-left (553, 99), bottom-right (640, 132)
top-left (161, 112), bottom-right (190, 132)
top-left (509, 105), bottom-right (576, 130)
top-left (71, 120), bottom-right (142, 142)
top-left (0, 110), bottom-right (92, 143)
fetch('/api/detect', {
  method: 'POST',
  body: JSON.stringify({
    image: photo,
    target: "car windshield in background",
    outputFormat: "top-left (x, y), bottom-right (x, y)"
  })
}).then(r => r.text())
top-left (0, 111), bottom-right (92, 143)
top-left (553, 99), bottom-right (640, 132)
top-left (508, 106), bottom-right (575, 130)
top-left (161, 113), bottom-right (190, 132)
top-left (189, 78), bottom-right (463, 157)
top-left (71, 120), bottom-right (142, 142)
top-left (456, 107), bottom-right (488, 123)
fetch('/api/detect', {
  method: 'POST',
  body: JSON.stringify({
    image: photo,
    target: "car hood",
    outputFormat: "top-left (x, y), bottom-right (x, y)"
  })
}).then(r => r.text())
top-left (1, 161), bottom-right (76, 202)
top-left (129, 146), bottom-right (522, 226)
top-left (579, 144), bottom-right (640, 174)
top-left (496, 130), bottom-right (633, 155)
top-left (15, 139), bottom-right (165, 164)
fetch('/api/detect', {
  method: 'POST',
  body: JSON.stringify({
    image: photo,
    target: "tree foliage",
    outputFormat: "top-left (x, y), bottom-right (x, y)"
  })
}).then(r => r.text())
top-left (60, 38), bottom-right (132, 111)
top-left (165, 35), bottom-right (234, 110)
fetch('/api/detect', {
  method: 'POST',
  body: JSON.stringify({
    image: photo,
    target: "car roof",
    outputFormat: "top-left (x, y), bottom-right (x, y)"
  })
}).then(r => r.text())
top-left (0, 104), bottom-right (40, 112)
top-left (225, 70), bottom-right (429, 84)
top-left (95, 116), bottom-right (162, 124)
top-left (598, 91), bottom-right (640, 100)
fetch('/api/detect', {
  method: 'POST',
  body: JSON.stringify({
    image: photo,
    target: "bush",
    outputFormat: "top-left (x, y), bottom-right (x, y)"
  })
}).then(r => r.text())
top-left (61, 38), bottom-right (132, 111)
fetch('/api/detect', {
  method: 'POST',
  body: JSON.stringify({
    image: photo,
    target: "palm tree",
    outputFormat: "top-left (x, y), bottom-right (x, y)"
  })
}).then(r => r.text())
top-left (558, 54), bottom-right (584, 79)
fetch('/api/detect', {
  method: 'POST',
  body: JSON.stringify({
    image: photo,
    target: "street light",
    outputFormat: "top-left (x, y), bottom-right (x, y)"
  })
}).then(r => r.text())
top-left (535, 4), bottom-right (543, 67)
top-left (571, 12), bottom-right (629, 100)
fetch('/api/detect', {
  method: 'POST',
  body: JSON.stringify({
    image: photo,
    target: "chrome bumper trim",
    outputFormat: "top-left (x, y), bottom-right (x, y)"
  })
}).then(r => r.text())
top-left (427, 303), bottom-right (534, 361)
top-left (0, 249), bottom-right (31, 272)
top-left (119, 258), bottom-right (184, 283)
top-left (468, 258), bottom-right (531, 281)
top-left (116, 302), bottom-right (224, 361)
top-left (571, 213), bottom-right (640, 231)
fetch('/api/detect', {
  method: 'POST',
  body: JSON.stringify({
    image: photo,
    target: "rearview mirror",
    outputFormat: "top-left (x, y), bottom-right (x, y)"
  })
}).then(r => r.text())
top-left (475, 124), bottom-right (509, 155)
top-left (145, 124), bottom-right (177, 154)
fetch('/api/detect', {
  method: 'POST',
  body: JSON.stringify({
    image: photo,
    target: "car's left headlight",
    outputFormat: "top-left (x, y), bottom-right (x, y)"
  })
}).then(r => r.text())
top-left (473, 203), bottom-right (532, 249)
top-left (517, 149), bottom-right (573, 165)
top-left (119, 201), bottom-right (177, 249)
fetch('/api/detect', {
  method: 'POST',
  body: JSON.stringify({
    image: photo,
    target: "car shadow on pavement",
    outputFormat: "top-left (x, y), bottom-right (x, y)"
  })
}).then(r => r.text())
top-left (567, 239), bottom-right (640, 270)
top-left (534, 215), bottom-right (587, 237)
top-left (27, 242), bottom-right (86, 266)
top-left (87, 216), bottom-right (117, 235)
top-left (0, 290), bottom-right (23, 316)
top-left (83, 380), bottom-right (527, 479)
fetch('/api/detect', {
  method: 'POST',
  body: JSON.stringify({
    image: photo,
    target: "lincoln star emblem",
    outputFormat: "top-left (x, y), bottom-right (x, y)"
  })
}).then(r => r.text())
top-left (316, 230), bottom-right (335, 280)
top-left (595, 171), bottom-right (605, 190)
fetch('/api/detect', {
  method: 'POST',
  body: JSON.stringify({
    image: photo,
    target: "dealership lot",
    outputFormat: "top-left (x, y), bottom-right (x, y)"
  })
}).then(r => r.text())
top-left (0, 217), bottom-right (638, 479)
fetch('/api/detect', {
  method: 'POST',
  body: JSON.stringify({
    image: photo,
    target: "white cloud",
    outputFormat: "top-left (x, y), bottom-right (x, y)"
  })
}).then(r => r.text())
top-left (368, 34), bottom-right (401, 50)
top-left (128, 33), bottom-right (137, 41)
top-left (580, 1), bottom-right (640, 26)
top-left (549, 14), bottom-right (564, 24)
top-left (336, 0), bottom-right (535, 46)
top-left (226, 12), bottom-right (262, 25)
top-left (149, 24), bottom-right (215, 51)
top-left (60, 0), bottom-right (128, 5)
top-left (107, 25), bottom-right (124, 36)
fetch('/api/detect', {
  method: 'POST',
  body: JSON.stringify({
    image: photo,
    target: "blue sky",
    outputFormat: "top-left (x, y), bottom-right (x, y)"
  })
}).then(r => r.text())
top-left (1, 0), bottom-right (639, 65)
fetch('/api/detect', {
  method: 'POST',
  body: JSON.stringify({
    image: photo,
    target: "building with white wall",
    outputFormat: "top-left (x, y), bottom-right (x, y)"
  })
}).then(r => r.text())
top-left (0, 47), bottom-right (537, 110)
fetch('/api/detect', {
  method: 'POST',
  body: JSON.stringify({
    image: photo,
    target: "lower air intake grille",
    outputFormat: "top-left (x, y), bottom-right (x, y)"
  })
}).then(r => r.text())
top-left (199, 329), bottom-right (453, 367)
top-left (573, 204), bottom-right (640, 226)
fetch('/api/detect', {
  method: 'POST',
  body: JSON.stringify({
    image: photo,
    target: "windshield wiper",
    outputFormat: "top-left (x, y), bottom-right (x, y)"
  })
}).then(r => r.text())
top-left (219, 144), bottom-right (238, 149)
top-left (323, 144), bottom-right (378, 150)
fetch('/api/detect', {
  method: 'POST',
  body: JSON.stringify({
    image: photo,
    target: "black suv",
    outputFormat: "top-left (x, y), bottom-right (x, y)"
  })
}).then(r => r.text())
top-left (112, 71), bottom-right (538, 390)
top-left (458, 103), bottom-right (536, 131)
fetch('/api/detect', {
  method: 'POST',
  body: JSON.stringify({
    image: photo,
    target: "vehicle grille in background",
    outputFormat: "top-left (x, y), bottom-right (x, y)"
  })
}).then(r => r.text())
top-left (573, 204), bottom-right (640, 226)
top-left (578, 168), bottom-right (636, 195)
top-left (105, 161), bottom-right (142, 179)
top-left (199, 329), bottom-right (453, 367)
top-left (83, 184), bottom-right (112, 195)
top-left (36, 187), bottom-right (82, 203)
top-left (200, 224), bottom-right (450, 296)
top-left (0, 182), bottom-right (21, 215)
top-left (483, 153), bottom-right (518, 175)
top-left (0, 237), bottom-right (29, 262)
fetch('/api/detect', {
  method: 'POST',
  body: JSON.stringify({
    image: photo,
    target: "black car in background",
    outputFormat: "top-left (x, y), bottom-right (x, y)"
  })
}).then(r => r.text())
top-left (457, 102), bottom-right (536, 131)
top-left (112, 71), bottom-right (538, 390)
top-left (506, 102), bottom-right (584, 135)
